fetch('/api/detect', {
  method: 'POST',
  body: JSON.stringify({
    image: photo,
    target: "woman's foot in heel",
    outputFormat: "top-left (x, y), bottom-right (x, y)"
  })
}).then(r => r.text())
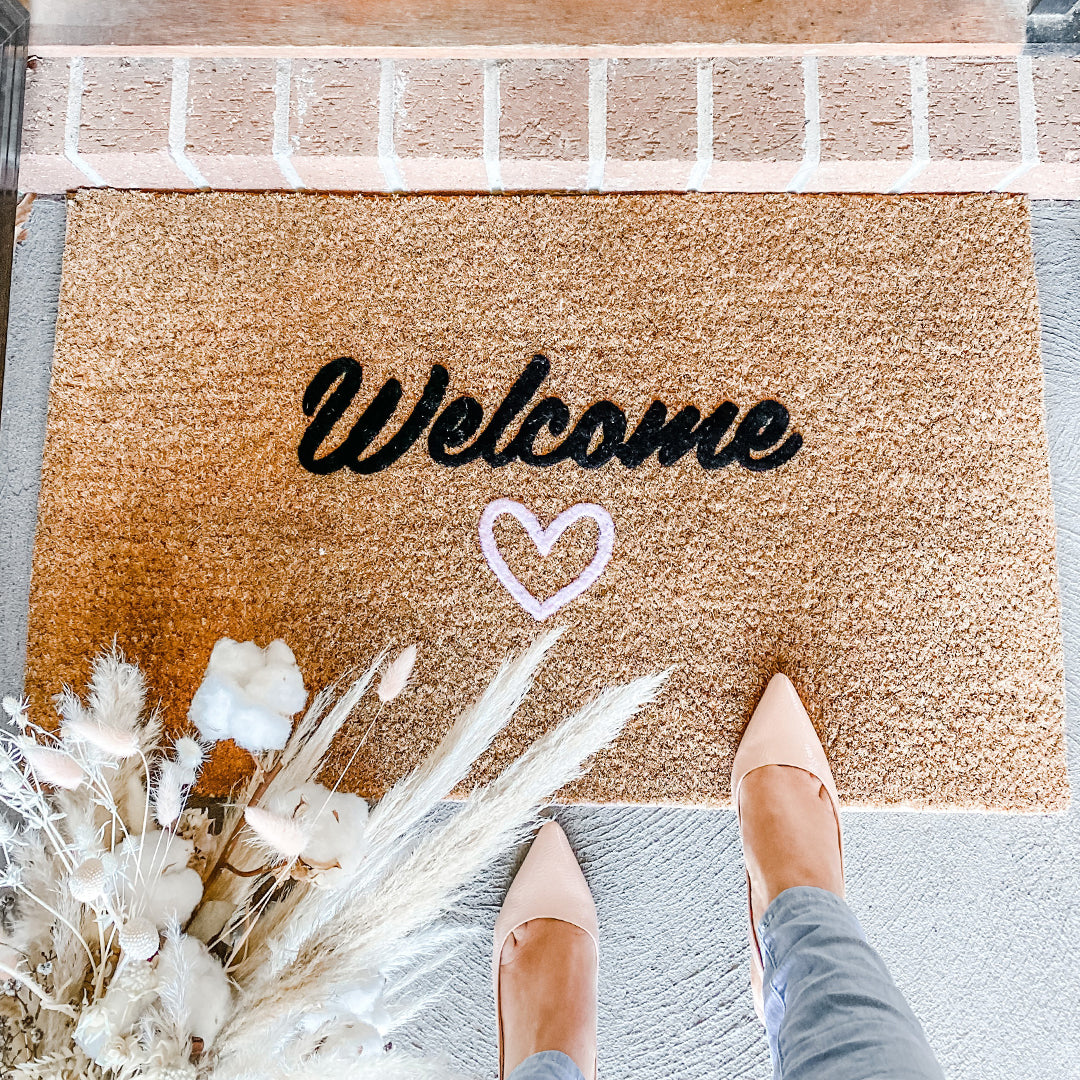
top-left (731, 673), bottom-right (844, 1020)
top-left (498, 918), bottom-right (596, 1078)
top-left (493, 821), bottom-right (598, 1079)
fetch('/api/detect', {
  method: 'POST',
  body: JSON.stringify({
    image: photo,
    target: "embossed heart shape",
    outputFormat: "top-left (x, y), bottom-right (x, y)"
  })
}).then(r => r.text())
top-left (478, 498), bottom-right (615, 621)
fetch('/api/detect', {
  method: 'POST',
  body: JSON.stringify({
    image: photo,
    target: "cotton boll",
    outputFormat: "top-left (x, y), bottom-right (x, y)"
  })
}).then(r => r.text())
top-left (264, 638), bottom-right (296, 668)
top-left (114, 831), bottom-right (203, 928)
top-left (265, 783), bottom-right (369, 886)
top-left (244, 663), bottom-right (307, 717)
top-left (228, 698), bottom-right (292, 753)
top-left (186, 673), bottom-right (240, 743)
top-left (187, 639), bottom-right (307, 753)
top-left (209, 638), bottom-right (264, 683)
top-left (156, 933), bottom-right (233, 1050)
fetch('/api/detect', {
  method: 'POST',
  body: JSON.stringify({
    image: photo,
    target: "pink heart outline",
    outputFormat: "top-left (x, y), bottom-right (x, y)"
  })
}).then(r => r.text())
top-left (478, 498), bottom-right (615, 621)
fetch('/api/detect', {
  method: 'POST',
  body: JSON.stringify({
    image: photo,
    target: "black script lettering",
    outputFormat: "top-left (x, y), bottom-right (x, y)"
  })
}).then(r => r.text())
top-left (350, 364), bottom-right (449, 474)
top-left (428, 396), bottom-right (484, 465)
top-left (695, 402), bottom-right (741, 469)
top-left (503, 397), bottom-right (572, 466)
top-left (562, 401), bottom-right (628, 469)
top-left (616, 402), bottom-right (710, 467)
top-left (297, 356), bottom-right (450, 476)
top-left (471, 355), bottom-right (551, 467)
top-left (298, 357), bottom-right (400, 475)
top-left (727, 400), bottom-right (802, 471)
top-left (299, 356), bottom-right (804, 476)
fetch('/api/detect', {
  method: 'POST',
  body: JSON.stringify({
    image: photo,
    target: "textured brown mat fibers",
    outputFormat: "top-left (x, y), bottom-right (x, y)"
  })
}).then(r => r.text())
top-left (27, 191), bottom-right (1068, 810)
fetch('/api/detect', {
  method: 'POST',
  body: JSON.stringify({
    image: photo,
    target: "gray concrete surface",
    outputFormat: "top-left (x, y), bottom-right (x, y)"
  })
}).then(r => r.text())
top-left (2, 197), bottom-right (1078, 1078)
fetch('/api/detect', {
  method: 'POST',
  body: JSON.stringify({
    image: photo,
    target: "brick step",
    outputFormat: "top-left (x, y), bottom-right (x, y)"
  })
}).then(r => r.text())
top-left (21, 49), bottom-right (1080, 196)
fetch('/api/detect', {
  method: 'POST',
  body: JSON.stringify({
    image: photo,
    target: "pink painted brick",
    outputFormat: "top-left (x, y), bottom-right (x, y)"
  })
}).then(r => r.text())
top-left (1015, 164), bottom-right (1080, 199)
top-left (20, 56), bottom-right (86, 192)
top-left (394, 59), bottom-right (486, 189)
top-left (811, 58), bottom-right (914, 192)
top-left (500, 58), bottom-right (589, 190)
top-left (500, 59), bottom-right (588, 159)
top-left (926, 58), bottom-right (1021, 160)
top-left (1032, 55), bottom-right (1080, 164)
top-left (604, 57), bottom-right (696, 191)
top-left (606, 59), bottom-right (696, 157)
top-left (78, 57), bottom-right (188, 188)
top-left (713, 58), bottom-right (805, 163)
top-left (185, 58), bottom-right (283, 188)
top-left (289, 58), bottom-right (382, 190)
top-left (818, 58), bottom-right (912, 159)
top-left (804, 161), bottom-right (912, 193)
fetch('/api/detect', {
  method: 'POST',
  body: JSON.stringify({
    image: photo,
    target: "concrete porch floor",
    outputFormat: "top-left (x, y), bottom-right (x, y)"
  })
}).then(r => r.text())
top-left (1, 196), bottom-right (1078, 1078)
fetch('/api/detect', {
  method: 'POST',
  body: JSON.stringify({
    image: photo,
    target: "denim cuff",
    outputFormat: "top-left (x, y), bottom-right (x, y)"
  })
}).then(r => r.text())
top-left (758, 885), bottom-right (862, 949)
top-left (507, 1050), bottom-right (587, 1080)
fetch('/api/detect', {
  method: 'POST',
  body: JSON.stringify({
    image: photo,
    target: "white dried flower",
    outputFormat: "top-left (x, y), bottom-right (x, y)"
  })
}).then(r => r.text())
top-left (173, 736), bottom-right (206, 773)
top-left (0, 816), bottom-right (19, 844)
top-left (377, 644), bottom-right (417, 703)
top-left (19, 742), bottom-right (85, 790)
top-left (244, 805), bottom-right (308, 861)
top-left (62, 716), bottom-right (139, 758)
top-left (1, 696), bottom-right (27, 726)
top-left (119, 916), bottom-right (159, 961)
top-left (69, 857), bottom-right (108, 903)
top-left (153, 760), bottom-right (190, 828)
top-left (266, 782), bottom-right (369, 885)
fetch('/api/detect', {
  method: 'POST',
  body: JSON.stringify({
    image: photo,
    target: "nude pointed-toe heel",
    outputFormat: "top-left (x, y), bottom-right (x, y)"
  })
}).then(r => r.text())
top-left (730, 672), bottom-right (844, 1023)
top-left (493, 821), bottom-right (599, 1080)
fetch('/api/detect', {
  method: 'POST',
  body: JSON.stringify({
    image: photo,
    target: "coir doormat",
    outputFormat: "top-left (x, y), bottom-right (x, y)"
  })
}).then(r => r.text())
top-left (27, 190), bottom-right (1067, 810)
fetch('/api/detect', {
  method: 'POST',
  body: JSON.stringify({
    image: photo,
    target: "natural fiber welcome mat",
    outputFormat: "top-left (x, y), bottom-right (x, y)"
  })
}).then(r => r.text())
top-left (27, 191), bottom-right (1067, 810)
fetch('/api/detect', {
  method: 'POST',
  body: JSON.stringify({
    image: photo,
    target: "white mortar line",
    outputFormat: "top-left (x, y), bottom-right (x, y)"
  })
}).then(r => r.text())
top-left (168, 58), bottom-right (208, 188)
top-left (587, 58), bottom-right (607, 192)
top-left (995, 55), bottom-right (1040, 191)
top-left (786, 55), bottom-right (820, 193)
top-left (378, 58), bottom-right (405, 192)
top-left (889, 56), bottom-right (930, 193)
top-left (686, 58), bottom-right (714, 191)
top-left (273, 58), bottom-right (305, 189)
top-left (63, 57), bottom-right (105, 186)
top-left (483, 59), bottom-right (503, 193)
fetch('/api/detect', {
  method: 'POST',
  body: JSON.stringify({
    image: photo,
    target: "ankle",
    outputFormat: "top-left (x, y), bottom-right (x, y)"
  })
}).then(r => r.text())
top-left (739, 765), bottom-right (843, 916)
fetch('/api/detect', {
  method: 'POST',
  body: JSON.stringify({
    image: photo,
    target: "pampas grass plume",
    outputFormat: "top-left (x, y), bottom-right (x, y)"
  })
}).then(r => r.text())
top-left (245, 805), bottom-right (308, 860)
top-left (378, 646), bottom-right (417, 703)
top-left (19, 742), bottom-right (86, 790)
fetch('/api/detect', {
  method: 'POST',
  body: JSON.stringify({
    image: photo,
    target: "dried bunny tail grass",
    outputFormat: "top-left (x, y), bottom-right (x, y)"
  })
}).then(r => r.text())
top-left (377, 645), bottom-right (417, 704)
top-left (153, 760), bottom-right (191, 829)
top-left (215, 667), bottom-right (667, 1057)
top-left (243, 806), bottom-right (307, 861)
top-left (85, 647), bottom-right (156, 744)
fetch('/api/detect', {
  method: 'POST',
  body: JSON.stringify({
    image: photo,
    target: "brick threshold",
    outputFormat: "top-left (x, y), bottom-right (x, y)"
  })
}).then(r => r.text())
top-left (21, 48), bottom-right (1080, 197)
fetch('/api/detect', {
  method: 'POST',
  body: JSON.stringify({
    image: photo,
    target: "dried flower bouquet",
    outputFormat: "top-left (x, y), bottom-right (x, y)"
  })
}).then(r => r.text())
top-left (0, 628), bottom-right (666, 1079)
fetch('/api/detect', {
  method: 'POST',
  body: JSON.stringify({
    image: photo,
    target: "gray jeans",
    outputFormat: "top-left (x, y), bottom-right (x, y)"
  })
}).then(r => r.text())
top-left (507, 886), bottom-right (943, 1080)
